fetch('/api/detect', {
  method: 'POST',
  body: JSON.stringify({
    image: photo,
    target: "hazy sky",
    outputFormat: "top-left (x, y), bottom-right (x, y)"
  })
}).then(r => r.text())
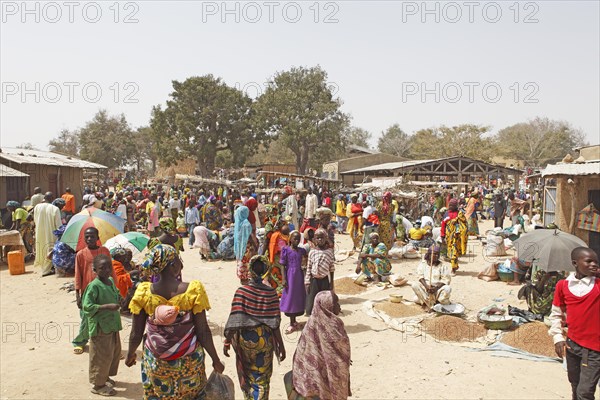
top-left (1, 1), bottom-right (599, 150)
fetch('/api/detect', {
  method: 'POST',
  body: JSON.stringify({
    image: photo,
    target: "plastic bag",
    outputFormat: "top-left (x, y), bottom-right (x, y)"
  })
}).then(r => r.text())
top-left (205, 370), bottom-right (235, 400)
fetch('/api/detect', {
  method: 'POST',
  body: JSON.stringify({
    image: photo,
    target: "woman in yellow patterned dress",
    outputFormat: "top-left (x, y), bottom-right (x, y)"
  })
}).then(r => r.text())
top-left (375, 191), bottom-right (395, 250)
top-left (125, 244), bottom-right (224, 399)
top-left (223, 255), bottom-right (286, 400)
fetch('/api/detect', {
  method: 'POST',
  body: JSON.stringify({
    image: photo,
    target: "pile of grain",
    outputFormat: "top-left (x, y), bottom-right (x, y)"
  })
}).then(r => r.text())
top-left (421, 315), bottom-right (487, 342)
top-left (501, 322), bottom-right (556, 358)
top-left (374, 302), bottom-right (425, 319)
top-left (334, 277), bottom-right (368, 295)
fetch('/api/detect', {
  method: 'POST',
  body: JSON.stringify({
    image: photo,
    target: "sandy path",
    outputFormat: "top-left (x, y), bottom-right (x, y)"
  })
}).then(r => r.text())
top-left (0, 219), bottom-right (576, 399)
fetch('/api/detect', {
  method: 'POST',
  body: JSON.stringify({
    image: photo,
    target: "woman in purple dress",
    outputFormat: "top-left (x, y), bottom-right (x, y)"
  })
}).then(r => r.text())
top-left (279, 231), bottom-right (307, 334)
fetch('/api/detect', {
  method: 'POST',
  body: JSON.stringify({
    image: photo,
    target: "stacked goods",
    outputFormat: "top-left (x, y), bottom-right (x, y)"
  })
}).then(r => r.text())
top-left (335, 277), bottom-right (368, 295)
top-left (421, 315), bottom-right (487, 342)
top-left (484, 230), bottom-right (506, 256)
top-left (501, 322), bottom-right (557, 358)
top-left (374, 302), bottom-right (425, 319)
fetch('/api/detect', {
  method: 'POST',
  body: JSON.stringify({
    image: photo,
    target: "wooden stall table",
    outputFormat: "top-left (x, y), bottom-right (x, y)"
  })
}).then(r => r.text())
top-left (0, 230), bottom-right (26, 263)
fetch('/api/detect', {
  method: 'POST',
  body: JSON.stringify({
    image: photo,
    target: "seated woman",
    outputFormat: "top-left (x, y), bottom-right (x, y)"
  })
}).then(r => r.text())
top-left (217, 226), bottom-right (236, 260)
top-left (356, 232), bottom-right (392, 283)
top-left (125, 244), bottom-right (224, 399)
top-left (223, 255), bottom-right (286, 400)
top-left (50, 225), bottom-right (76, 276)
top-left (522, 267), bottom-right (564, 316)
top-left (284, 291), bottom-right (351, 400)
top-left (408, 220), bottom-right (434, 249)
top-left (409, 244), bottom-right (452, 308)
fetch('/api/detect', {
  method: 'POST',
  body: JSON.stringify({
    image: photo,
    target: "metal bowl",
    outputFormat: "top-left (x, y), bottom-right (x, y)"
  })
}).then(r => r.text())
top-left (432, 303), bottom-right (466, 315)
top-left (479, 314), bottom-right (513, 330)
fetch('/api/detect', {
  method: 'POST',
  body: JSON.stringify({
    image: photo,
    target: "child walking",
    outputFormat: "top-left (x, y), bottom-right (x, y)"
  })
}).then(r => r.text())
top-left (549, 247), bottom-right (599, 400)
top-left (73, 227), bottom-right (114, 354)
top-left (304, 229), bottom-right (335, 316)
top-left (280, 231), bottom-right (307, 333)
top-left (83, 254), bottom-right (122, 397)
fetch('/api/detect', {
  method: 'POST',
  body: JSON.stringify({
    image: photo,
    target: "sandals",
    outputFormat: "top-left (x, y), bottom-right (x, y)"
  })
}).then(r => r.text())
top-left (73, 346), bottom-right (84, 355)
top-left (91, 385), bottom-right (116, 396)
top-left (285, 323), bottom-right (300, 335)
top-left (106, 378), bottom-right (116, 387)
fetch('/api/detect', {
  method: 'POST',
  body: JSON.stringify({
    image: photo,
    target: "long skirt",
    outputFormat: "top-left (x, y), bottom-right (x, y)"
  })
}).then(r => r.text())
top-left (467, 216), bottom-right (479, 236)
top-left (378, 220), bottom-right (394, 250)
top-left (237, 242), bottom-right (257, 282)
top-left (233, 326), bottom-right (274, 400)
top-left (141, 345), bottom-right (207, 400)
top-left (266, 254), bottom-right (285, 297)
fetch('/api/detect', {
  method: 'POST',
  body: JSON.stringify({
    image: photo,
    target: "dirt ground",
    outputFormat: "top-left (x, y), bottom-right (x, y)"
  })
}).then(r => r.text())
top-left (0, 219), bottom-right (580, 399)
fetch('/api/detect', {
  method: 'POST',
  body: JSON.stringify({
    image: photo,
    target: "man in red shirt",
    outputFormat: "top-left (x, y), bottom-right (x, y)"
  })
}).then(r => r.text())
top-left (550, 247), bottom-right (600, 400)
top-left (61, 187), bottom-right (76, 220)
top-left (72, 227), bottom-right (114, 354)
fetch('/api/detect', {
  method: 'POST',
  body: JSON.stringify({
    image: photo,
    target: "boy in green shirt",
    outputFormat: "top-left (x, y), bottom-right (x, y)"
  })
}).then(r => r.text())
top-left (83, 254), bottom-right (122, 396)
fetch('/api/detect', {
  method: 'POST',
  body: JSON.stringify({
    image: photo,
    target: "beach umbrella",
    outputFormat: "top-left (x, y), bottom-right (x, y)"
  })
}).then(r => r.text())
top-left (60, 207), bottom-right (125, 251)
top-left (513, 229), bottom-right (587, 272)
top-left (104, 232), bottom-right (150, 256)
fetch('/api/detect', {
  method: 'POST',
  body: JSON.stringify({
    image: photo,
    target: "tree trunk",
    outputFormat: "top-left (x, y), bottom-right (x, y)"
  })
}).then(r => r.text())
top-left (197, 152), bottom-right (216, 177)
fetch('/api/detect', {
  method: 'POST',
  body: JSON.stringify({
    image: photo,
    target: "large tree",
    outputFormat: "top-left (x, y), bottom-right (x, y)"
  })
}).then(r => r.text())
top-left (409, 124), bottom-right (493, 160)
top-left (78, 110), bottom-right (134, 169)
top-left (150, 75), bottom-right (257, 176)
top-left (495, 117), bottom-right (587, 166)
top-left (253, 66), bottom-right (349, 174)
top-left (48, 129), bottom-right (80, 156)
top-left (377, 124), bottom-right (412, 157)
top-left (344, 127), bottom-right (372, 149)
top-left (130, 126), bottom-right (158, 174)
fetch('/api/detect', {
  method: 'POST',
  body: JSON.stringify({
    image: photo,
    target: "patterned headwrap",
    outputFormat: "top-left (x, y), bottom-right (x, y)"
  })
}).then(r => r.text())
top-left (249, 255), bottom-right (271, 281)
top-left (110, 246), bottom-right (128, 258)
top-left (141, 244), bottom-right (178, 276)
top-left (369, 232), bottom-right (380, 240)
top-left (52, 198), bottom-right (66, 207)
top-left (382, 191), bottom-right (392, 214)
top-left (159, 217), bottom-right (176, 234)
top-left (6, 201), bottom-right (20, 208)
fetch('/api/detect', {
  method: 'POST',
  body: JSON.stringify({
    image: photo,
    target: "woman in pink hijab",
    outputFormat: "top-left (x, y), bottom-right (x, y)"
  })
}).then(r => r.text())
top-left (284, 291), bottom-right (351, 400)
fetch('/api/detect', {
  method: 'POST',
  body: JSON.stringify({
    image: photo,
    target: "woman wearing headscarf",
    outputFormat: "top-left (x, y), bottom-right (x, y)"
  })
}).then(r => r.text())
top-left (6, 201), bottom-right (34, 255)
top-left (440, 199), bottom-right (468, 273)
top-left (203, 195), bottom-right (223, 230)
top-left (376, 192), bottom-right (395, 250)
top-left (267, 222), bottom-right (290, 296)
top-left (245, 197), bottom-right (260, 230)
top-left (356, 232), bottom-right (392, 283)
top-left (285, 291), bottom-right (351, 400)
top-left (464, 192), bottom-right (480, 236)
top-left (234, 206), bottom-right (258, 284)
top-left (345, 194), bottom-right (363, 251)
top-left (335, 194), bottom-right (348, 234)
top-left (223, 255), bottom-right (286, 400)
top-left (126, 244), bottom-right (224, 399)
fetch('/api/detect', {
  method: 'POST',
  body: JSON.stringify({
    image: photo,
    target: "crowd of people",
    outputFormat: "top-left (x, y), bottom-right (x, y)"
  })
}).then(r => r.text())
top-left (2, 180), bottom-right (597, 399)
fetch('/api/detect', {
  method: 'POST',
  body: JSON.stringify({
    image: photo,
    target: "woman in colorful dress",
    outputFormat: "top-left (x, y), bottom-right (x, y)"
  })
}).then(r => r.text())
top-left (125, 244), bottom-right (224, 399)
top-left (464, 192), bottom-right (480, 237)
top-left (345, 194), bottom-right (363, 251)
top-left (279, 231), bottom-right (307, 334)
top-left (356, 232), bottom-right (392, 282)
top-left (223, 255), bottom-right (286, 400)
top-left (203, 196), bottom-right (223, 230)
top-left (375, 191), bottom-right (395, 250)
top-left (267, 222), bottom-right (290, 296)
top-left (234, 206), bottom-right (258, 284)
top-left (440, 199), bottom-right (468, 273)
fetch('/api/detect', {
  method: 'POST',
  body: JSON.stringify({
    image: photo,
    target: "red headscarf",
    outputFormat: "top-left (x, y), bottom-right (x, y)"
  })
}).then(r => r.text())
top-left (382, 191), bottom-right (392, 214)
top-left (245, 197), bottom-right (258, 225)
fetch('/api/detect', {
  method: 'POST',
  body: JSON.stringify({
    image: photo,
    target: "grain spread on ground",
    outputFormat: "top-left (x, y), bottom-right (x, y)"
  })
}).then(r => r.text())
top-left (374, 302), bottom-right (425, 319)
top-left (335, 277), bottom-right (368, 295)
top-left (500, 322), bottom-right (557, 358)
top-left (421, 315), bottom-right (488, 342)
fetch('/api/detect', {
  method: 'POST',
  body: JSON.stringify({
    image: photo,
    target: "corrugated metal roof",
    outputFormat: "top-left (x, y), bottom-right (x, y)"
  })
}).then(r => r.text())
top-left (541, 161), bottom-right (600, 177)
top-left (343, 159), bottom-right (437, 174)
top-left (0, 147), bottom-right (106, 169)
top-left (0, 164), bottom-right (29, 177)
